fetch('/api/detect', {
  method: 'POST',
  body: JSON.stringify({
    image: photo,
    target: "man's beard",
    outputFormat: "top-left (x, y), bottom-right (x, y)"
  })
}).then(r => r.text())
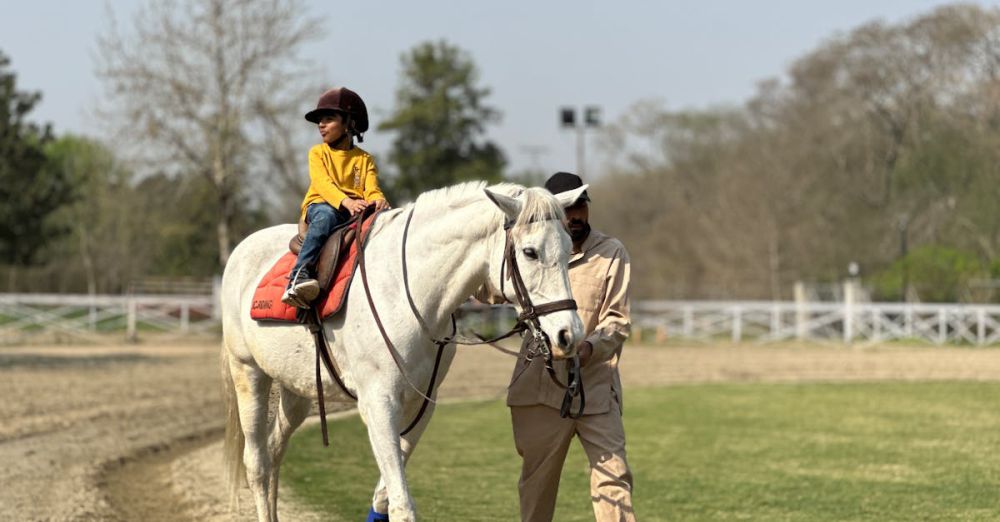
top-left (568, 220), bottom-right (590, 242)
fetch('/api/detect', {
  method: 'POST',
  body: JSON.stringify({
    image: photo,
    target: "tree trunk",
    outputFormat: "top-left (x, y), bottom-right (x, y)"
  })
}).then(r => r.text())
top-left (769, 230), bottom-right (781, 301)
top-left (217, 203), bottom-right (231, 267)
top-left (78, 224), bottom-right (98, 295)
top-left (213, 151), bottom-right (232, 267)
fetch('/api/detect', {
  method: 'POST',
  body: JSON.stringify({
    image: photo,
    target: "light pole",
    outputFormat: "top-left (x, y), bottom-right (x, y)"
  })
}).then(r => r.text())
top-left (560, 106), bottom-right (601, 177)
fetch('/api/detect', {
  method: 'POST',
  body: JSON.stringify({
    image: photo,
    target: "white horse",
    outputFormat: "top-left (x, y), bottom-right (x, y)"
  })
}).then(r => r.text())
top-left (220, 182), bottom-right (584, 522)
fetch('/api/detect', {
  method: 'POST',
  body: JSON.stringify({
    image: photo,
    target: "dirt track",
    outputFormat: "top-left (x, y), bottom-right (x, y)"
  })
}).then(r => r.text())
top-left (6, 340), bottom-right (1000, 520)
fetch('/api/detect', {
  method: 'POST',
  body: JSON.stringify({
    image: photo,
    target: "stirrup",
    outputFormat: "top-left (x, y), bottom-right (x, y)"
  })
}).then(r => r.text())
top-left (366, 506), bottom-right (390, 522)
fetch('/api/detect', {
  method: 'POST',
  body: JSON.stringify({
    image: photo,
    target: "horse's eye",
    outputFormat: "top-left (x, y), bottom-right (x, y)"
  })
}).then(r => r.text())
top-left (522, 247), bottom-right (538, 260)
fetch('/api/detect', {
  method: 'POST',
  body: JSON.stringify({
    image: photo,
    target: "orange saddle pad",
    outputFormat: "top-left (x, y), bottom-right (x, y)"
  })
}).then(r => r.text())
top-left (250, 214), bottom-right (377, 323)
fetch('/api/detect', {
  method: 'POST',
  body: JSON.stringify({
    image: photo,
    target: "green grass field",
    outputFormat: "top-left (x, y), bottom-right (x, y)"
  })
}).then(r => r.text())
top-left (284, 382), bottom-right (1000, 521)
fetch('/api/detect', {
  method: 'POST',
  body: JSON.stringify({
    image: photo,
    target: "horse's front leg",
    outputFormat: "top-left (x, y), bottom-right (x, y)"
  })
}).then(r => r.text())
top-left (359, 391), bottom-right (417, 522)
top-left (370, 400), bottom-right (437, 519)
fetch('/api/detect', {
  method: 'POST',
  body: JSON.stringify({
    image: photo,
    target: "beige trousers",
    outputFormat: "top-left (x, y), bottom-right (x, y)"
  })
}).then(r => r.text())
top-left (510, 402), bottom-right (636, 522)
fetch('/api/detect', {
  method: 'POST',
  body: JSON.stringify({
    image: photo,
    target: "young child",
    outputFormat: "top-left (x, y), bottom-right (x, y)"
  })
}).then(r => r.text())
top-left (282, 87), bottom-right (390, 308)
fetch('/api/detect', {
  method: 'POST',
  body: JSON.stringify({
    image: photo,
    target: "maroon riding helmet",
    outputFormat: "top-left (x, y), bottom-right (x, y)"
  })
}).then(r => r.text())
top-left (305, 87), bottom-right (369, 138)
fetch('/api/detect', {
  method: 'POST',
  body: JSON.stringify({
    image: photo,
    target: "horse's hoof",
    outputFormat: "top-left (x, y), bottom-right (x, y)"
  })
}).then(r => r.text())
top-left (366, 506), bottom-right (390, 522)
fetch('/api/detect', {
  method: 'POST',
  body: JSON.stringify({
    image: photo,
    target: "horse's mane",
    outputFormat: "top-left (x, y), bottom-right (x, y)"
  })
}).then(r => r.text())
top-left (413, 180), bottom-right (506, 209)
top-left (412, 181), bottom-right (565, 239)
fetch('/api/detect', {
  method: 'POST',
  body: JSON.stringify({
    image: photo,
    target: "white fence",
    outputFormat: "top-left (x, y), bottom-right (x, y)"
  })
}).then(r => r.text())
top-left (633, 300), bottom-right (1000, 345)
top-left (0, 293), bottom-right (218, 345)
top-left (6, 292), bottom-right (1000, 346)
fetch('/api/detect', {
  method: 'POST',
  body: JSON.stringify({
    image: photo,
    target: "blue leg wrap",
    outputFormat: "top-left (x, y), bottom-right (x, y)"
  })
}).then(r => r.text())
top-left (366, 506), bottom-right (390, 522)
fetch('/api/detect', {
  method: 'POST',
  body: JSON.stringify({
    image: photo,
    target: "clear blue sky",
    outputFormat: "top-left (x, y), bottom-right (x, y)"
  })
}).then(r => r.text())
top-left (1, 0), bottom-right (983, 178)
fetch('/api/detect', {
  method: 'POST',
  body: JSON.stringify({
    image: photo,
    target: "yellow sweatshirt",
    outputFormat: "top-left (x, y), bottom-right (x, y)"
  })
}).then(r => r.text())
top-left (299, 144), bottom-right (386, 218)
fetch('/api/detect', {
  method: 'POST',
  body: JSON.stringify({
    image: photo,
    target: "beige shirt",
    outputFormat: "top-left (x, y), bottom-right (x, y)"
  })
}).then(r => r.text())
top-left (506, 228), bottom-right (632, 415)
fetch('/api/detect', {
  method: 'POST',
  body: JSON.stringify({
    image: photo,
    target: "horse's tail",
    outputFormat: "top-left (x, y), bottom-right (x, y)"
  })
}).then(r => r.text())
top-left (220, 344), bottom-right (246, 512)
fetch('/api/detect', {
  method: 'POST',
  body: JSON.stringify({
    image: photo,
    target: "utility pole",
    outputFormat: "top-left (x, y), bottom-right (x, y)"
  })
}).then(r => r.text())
top-left (560, 106), bottom-right (601, 176)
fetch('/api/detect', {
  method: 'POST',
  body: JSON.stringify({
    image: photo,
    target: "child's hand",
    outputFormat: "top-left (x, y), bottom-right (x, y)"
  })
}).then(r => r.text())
top-left (373, 199), bottom-right (391, 211)
top-left (342, 198), bottom-right (369, 215)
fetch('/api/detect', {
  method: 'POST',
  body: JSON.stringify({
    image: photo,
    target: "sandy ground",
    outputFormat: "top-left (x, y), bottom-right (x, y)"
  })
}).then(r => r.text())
top-left (6, 339), bottom-right (1000, 521)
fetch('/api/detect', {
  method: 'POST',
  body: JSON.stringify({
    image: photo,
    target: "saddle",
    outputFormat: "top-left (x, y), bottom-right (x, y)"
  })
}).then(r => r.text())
top-left (288, 215), bottom-right (358, 292)
top-left (250, 208), bottom-right (377, 323)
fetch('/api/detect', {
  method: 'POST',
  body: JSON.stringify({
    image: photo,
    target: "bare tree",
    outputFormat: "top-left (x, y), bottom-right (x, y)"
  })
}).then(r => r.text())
top-left (96, 0), bottom-right (323, 266)
top-left (594, 5), bottom-right (1000, 301)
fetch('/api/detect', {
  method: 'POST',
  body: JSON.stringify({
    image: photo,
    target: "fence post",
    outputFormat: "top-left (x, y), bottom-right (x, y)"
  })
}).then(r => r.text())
top-left (794, 281), bottom-right (807, 340)
top-left (843, 280), bottom-right (854, 344)
top-left (126, 297), bottom-right (138, 343)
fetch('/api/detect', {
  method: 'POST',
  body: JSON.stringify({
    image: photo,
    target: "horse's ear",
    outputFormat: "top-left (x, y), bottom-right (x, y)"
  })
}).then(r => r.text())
top-left (551, 184), bottom-right (588, 208)
top-left (484, 189), bottom-right (522, 221)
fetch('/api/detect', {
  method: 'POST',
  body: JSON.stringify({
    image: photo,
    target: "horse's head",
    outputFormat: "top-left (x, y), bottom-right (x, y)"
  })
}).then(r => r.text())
top-left (483, 186), bottom-right (585, 360)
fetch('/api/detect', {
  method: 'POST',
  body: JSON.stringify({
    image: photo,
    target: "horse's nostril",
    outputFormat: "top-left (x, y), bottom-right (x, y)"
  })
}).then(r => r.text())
top-left (558, 329), bottom-right (571, 348)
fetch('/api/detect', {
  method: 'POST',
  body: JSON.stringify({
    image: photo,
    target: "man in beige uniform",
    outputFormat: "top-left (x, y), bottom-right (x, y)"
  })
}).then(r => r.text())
top-left (508, 172), bottom-right (635, 522)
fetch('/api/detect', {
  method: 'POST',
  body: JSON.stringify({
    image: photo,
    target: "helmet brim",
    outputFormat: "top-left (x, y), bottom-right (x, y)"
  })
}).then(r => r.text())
top-left (305, 108), bottom-right (346, 124)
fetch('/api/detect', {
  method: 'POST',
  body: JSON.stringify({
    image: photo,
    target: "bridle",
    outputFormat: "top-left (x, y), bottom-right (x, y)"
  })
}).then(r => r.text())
top-left (495, 216), bottom-right (586, 419)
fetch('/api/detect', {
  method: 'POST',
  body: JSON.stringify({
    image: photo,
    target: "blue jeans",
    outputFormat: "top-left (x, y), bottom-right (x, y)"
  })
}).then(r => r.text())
top-left (292, 203), bottom-right (351, 279)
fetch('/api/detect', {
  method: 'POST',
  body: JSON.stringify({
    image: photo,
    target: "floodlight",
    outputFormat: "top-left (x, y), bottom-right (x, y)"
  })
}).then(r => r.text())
top-left (560, 107), bottom-right (576, 128)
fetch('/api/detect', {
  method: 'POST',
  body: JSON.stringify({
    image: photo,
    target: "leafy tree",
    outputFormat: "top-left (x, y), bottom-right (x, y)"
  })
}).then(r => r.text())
top-left (43, 136), bottom-right (153, 294)
top-left (140, 172), bottom-right (269, 278)
top-left (379, 40), bottom-right (506, 200)
top-left (872, 246), bottom-right (984, 302)
top-left (0, 50), bottom-right (69, 273)
top-left (31, 135), bottom-right (270, 294)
